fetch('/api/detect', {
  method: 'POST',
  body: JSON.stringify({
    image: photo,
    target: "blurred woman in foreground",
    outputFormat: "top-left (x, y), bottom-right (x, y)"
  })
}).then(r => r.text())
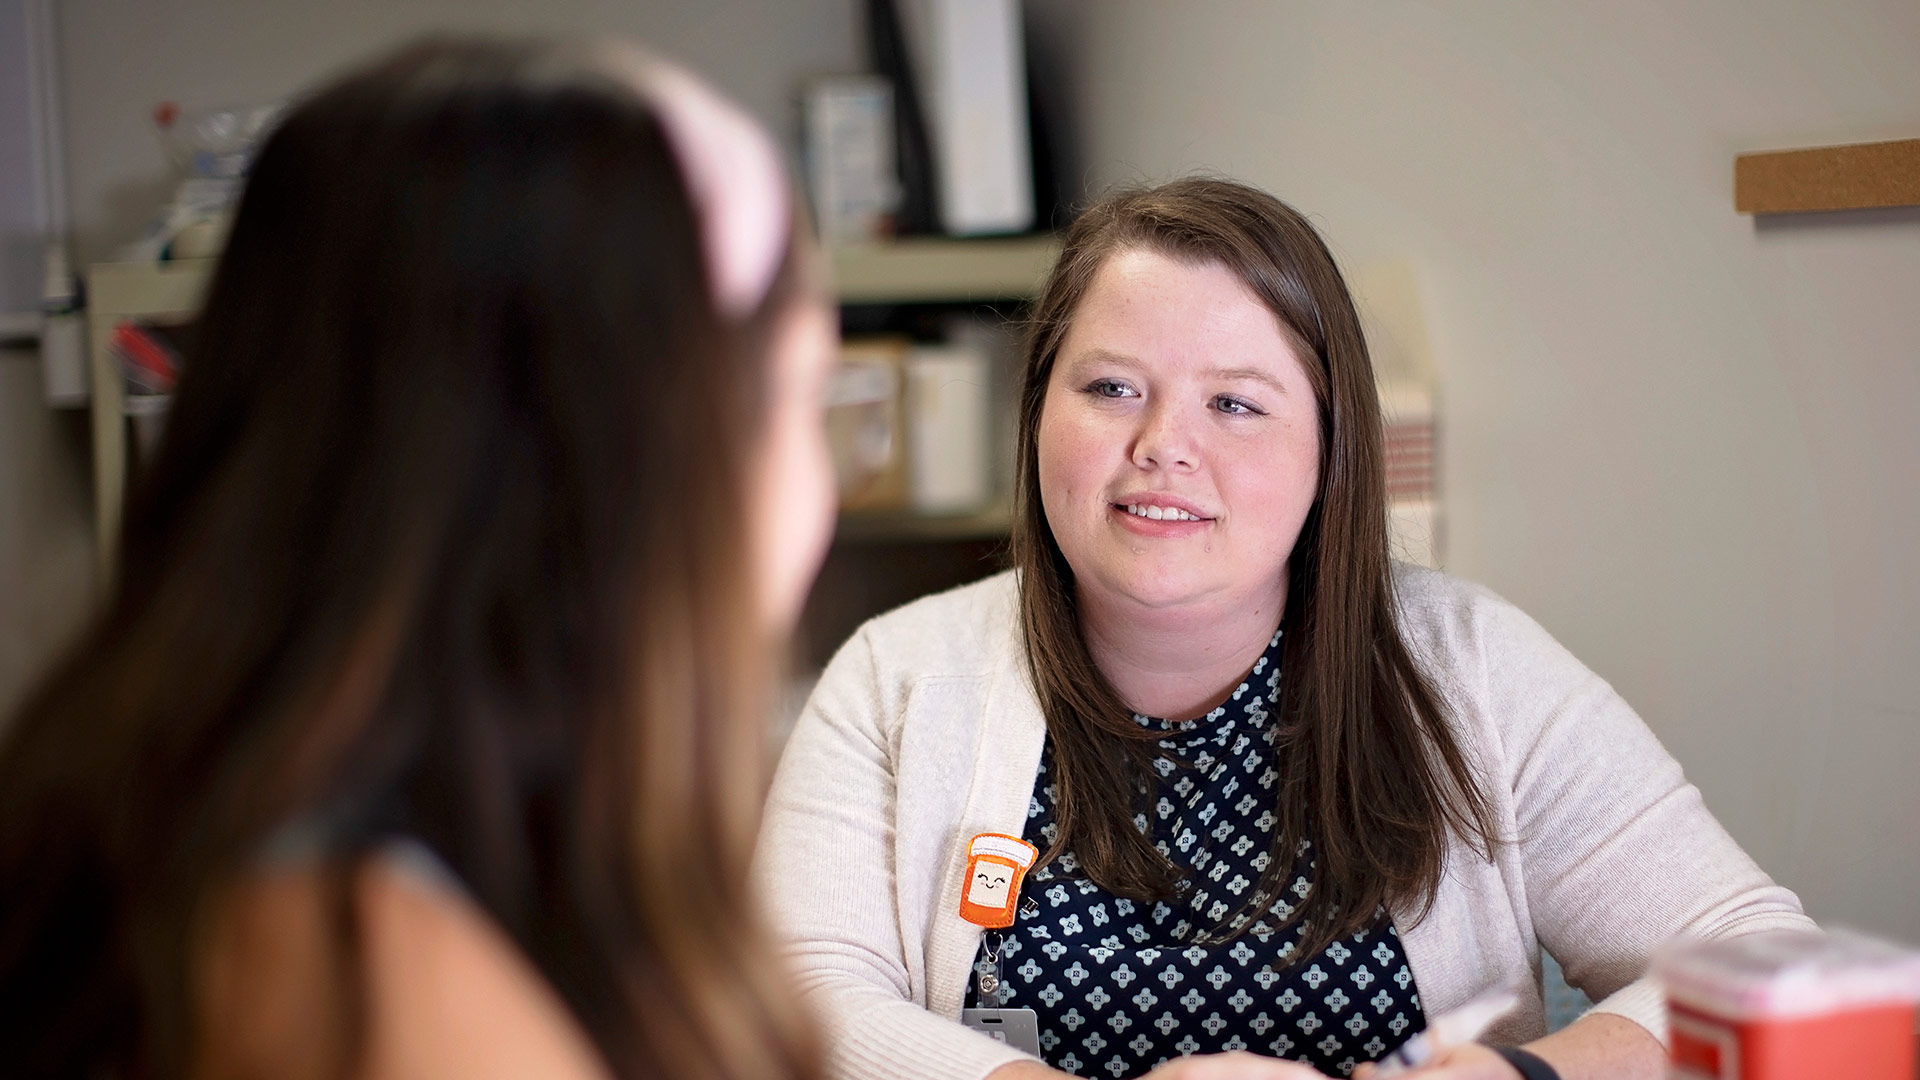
top-left (0, 37), bottom-right (835, 1080)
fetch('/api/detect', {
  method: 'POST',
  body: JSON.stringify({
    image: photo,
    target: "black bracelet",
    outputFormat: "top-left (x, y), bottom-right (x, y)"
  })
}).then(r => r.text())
top-left (1493, 1046), bottom-right (1561, 1080)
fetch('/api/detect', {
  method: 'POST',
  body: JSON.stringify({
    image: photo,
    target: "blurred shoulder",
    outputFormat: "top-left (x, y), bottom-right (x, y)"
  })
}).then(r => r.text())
top-left (1388, 561), bottom-right (1570, 668)
top-left (197, 849), bottom-right (608, 1080)
top-left (196, 861), bottom-right (338, 1080)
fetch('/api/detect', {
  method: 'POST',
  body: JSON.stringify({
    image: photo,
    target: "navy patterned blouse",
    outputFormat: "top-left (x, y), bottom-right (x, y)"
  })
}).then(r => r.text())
top-left (963, 628), bottom-right (1428, 1078)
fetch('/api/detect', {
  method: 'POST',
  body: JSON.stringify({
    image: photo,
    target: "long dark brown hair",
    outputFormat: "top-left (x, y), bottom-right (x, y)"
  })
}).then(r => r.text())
top-left (0, 38), bottom-right (816, 1080)
top-left (1013, 178), bottom-right (1499, 959)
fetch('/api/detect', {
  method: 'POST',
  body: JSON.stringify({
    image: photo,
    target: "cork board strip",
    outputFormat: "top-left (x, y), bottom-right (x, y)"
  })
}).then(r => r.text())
top-left (1735, 138), bottom-right (1920, 214)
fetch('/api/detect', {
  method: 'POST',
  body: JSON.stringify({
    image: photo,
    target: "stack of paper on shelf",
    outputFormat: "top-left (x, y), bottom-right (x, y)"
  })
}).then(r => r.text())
top-left (1354, 260), bottom-right (1443, 568)
top-left (801, 76), bottom-right (900, 242)
top-left (1380, 380), bottom-right (1439, 568)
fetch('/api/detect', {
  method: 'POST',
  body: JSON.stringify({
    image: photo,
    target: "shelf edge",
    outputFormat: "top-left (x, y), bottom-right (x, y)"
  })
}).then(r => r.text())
top-left (1735, 138), bottom-right (1920, 214)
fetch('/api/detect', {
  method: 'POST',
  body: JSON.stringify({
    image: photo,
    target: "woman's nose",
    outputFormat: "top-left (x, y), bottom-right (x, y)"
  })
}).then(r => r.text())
top-left (1129, 400), bottom-right (1198, 471)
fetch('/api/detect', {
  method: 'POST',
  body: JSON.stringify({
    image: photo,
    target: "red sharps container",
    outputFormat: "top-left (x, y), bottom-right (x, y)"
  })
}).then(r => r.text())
top-left (1655, 929), bottom-right (1920, 1080)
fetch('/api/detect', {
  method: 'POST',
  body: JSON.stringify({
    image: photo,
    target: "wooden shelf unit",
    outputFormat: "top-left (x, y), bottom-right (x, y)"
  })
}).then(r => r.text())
top-left (1735, 137), bottom-right (1920, 214)
top-left (84, 237), bottom-right (1059, 584)
top-left (834, 501), bottom-right (1014, 543)
top-left (830, 234), bottom-right (1059, 304)
top-left (86, 258), bottom-right (215, 584)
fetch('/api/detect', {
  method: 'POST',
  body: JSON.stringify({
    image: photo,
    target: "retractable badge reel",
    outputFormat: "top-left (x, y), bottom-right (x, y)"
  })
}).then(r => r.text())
top-left (959, 832), bottom-right (1038, 996)
top-left (957, 833), bottom-right (1044, 1056)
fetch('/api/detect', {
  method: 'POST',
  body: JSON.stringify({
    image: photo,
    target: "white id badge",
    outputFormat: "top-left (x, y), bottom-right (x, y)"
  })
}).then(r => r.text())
top-left (960, 1007), bottom-right (1041, 1056)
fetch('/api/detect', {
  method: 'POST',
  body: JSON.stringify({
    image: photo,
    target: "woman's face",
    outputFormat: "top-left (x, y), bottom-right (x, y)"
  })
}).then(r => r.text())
top-left (750, 293), bottom-right (838, 633)
top-left (1037, 248), bottom-right (1322, 620)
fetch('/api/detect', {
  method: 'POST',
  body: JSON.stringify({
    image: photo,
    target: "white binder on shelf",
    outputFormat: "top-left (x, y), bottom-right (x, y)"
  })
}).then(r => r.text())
top-left (894, 0), bottom-right (1035, 236)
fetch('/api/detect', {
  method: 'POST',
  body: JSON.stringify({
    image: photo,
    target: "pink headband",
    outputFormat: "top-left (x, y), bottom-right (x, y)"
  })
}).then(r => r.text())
top-left (630, 59), bottom-right (792, 319)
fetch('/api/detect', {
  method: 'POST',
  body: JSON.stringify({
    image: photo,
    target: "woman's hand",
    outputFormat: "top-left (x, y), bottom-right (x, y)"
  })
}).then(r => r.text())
top-left (1351, 1043), bottom-right (1521, 1079)
top-left (1351, 1012), bottom-right (1667, 1080)
top-left (990, 1053), bottom-right (1331, 1080)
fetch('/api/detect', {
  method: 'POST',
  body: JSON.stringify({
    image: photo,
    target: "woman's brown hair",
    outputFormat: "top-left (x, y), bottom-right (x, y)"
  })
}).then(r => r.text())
top-left (1013, 178), bottom-right (1499, 959)
top-left (0, 38), bottom-right (816, 1080)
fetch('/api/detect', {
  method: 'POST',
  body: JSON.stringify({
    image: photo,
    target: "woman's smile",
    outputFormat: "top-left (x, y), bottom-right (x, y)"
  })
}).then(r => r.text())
top-left (1111, 494), bottom-right (1213, 534)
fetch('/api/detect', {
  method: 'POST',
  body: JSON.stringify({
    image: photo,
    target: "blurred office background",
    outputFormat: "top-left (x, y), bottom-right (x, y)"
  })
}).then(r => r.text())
top-left (1, 0), bottom-right (1915, 960)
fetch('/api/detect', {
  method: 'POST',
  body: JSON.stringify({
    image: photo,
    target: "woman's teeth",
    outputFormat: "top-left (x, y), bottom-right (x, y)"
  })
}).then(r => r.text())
top-left (1122, 503), bottom-right (1201, 522)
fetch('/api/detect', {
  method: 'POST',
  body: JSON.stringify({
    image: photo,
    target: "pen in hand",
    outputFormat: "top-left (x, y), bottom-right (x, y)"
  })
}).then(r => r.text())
top-left (1369, 987), bottom-right (1519, 1076)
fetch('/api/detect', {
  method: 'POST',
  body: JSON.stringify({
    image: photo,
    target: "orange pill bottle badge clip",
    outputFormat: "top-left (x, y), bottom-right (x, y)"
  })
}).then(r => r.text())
top-left (959, 833), bottom-right (1038, 929)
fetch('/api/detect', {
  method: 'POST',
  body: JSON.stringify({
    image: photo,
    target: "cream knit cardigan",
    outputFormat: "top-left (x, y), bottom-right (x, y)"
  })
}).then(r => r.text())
top-left (757, 568), bottom-right (1813, 1080)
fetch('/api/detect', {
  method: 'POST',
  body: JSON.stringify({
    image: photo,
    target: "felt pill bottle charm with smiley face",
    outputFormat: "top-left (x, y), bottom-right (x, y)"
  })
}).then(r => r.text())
top-left (958, 833), bottom-right (1038, 929)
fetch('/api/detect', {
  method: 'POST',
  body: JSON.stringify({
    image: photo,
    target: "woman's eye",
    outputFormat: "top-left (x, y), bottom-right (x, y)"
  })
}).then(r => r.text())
top-left (1085, 379), bottom-right (1137, 399)
top-left (1214, 395), bottom-right (1264, 416)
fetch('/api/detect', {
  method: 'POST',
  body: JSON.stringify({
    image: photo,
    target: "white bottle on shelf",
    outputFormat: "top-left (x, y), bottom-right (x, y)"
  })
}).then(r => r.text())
top-left (905, 343), bottom-right (991, 513)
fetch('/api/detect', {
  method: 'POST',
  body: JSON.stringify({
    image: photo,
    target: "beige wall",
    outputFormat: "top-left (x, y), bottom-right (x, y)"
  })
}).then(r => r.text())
top-left (0, 348), bottom-right (93, 715)
top-left (1038, 0), bottom-right (1920, 939)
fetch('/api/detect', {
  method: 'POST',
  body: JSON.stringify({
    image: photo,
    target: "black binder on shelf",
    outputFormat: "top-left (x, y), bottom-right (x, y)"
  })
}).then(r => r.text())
top-left (868, 0), bottom-right (942, 236)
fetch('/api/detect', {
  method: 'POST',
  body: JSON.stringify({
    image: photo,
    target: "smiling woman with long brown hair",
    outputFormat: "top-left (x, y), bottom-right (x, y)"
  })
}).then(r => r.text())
top-left (758, 179), bottom-right (1814, 1080)
top-left (0, 37), bottom-right (835, 1080)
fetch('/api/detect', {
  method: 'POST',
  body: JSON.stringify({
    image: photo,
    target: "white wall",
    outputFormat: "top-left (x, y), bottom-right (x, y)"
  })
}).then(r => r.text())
top-left (1036, 0), bottom-right (1920, 940)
